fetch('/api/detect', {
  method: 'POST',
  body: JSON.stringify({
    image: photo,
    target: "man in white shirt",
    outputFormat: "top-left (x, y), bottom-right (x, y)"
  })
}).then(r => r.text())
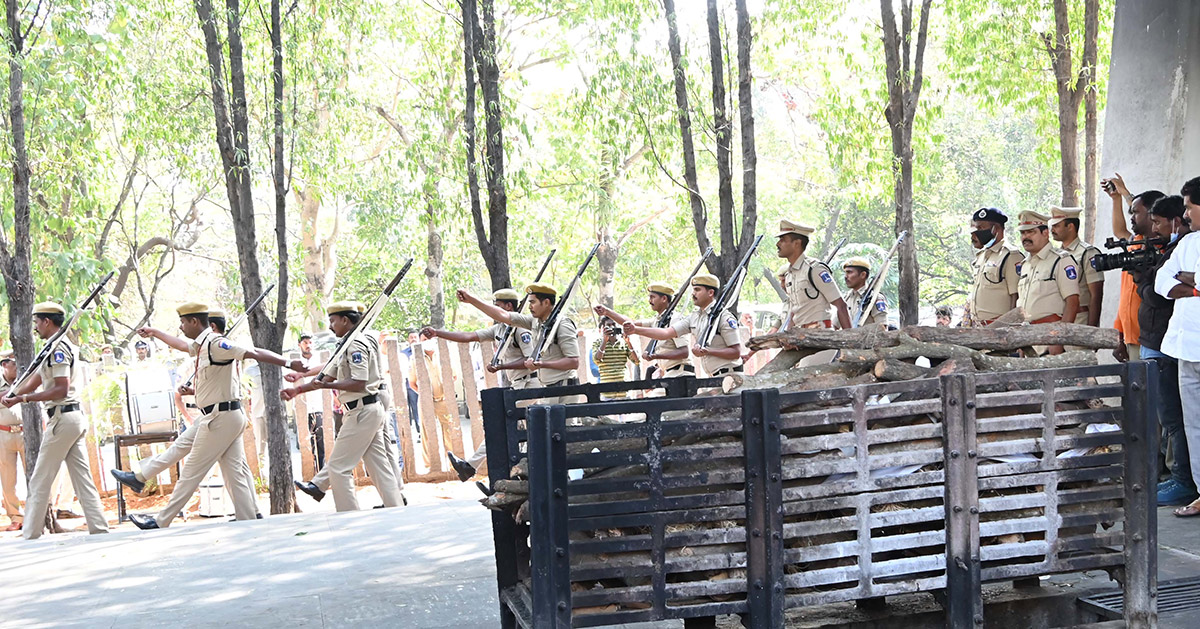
top-left (1155, 177), bottom-right (1200, 518)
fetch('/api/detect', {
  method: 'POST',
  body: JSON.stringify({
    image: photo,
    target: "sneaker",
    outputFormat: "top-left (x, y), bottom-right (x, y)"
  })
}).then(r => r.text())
top-left (1158, 480), bottom-right (1199, 506)
top-left (1159, 478), bottom-right (1178, 492)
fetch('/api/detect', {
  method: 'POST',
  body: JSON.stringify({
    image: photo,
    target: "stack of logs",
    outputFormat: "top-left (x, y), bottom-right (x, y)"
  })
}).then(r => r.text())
top-left (479, 312), bottom-right (1124, 612)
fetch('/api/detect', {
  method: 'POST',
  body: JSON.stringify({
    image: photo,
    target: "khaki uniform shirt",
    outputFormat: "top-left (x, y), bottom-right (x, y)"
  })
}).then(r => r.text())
top-left (334, 335), bottom-right (384, 405)
top-left (477, 323), bottom-right (535, 382)
top-left (844, 287), bottom-right (888, 327)
top-left (38, 338), bottom-right (80, 408)
top-left (637, 315), bottom-right (689, 372)
top-left (971, 241), bottom-right (1024, 322)
top-left (779, 255), bottom-right (842, 328)
top-left (1017, 245), bottom-right (1080, 322)
top-left (671, 305), bottom-right (742, 374)
top-left (510, 313), bottom-right (579, 385)
top-left (1058, 238), bottom-right (1102, 320)
top-left (0, 374), bottom-right (19, 426)
top-left (188, 329), bottom-right (249, 409)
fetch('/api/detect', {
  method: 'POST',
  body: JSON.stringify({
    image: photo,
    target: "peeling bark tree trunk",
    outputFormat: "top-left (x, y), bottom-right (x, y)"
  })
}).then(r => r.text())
top-left (1081, 0), bottom-right (1100, 242)
top-left (426, 193), bottom-right (446, 328)
top-left (467, 0), bottom-right (510, 291)
top-left (879, 0), bottom-right (933, 326)
top-left (194, 0), bottom-right (293, 514)
top-left (734, 0), bottom-right (758, 277)
top-left (707, 0), bottom-right (735, 280)
top-left (297, 185), bottom-right (338, 331)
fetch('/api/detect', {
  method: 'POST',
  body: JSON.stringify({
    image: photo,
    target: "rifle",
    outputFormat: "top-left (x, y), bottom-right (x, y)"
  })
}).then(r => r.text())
top-left (317, 258), bottom-right (414, 380)
top-left (647, 247), bottom-right (712, 356)
top-left (855, 231), bottom-right (907, 328)
top-left (490, 249), bottom-right (556, 367)
top-left (5, 272), bottom-right (114, 398)
top-left (699, 235), bottom-right (763, 347)
top-left (184, 283), bottom-right (277, 387)
top-left (824, 236), bottom-right (847, 265)
top-left (532, 243), bottom-right (600, 362)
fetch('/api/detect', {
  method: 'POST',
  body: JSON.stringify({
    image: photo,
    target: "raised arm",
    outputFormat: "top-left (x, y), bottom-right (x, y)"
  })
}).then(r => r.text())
top-left (456, 289), bottom-right (514, 325)
top-left (137, 327), bottom-right (190, 353)
top-left (1104, 174), bottom-right (1131, 240)
top-left (594, 304), bottom-right (633, 326)
top-left (622, 321), bottom-right (678, 341)
top-left (422, 326), bottom-right (481, 344)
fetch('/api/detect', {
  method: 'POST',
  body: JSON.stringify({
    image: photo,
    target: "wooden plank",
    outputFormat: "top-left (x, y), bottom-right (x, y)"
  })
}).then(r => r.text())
top-left (941, 372), bottom-right (982, 629)
top-left (458, 341), bottom-right (485, 462)
top-left (413, 345), bottom-right (443, 473)
top-left (243, 420), bottom-right (261, 480)
top-left (385, 339), bottom-right (416, 483)
top-left (294, 389), bottom-right (314, 480)
top-left (437, 338), bottom-right (466, 459)
top-left (319, 350), bottom-right (336, 466)
top-left (480, 338), bottom-right (499, 389)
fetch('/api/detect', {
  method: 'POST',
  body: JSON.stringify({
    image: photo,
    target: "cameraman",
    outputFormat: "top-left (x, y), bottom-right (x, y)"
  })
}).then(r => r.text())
top-left (1136, 194), bottom-right (1193, 506)
top-left (592, 317), bottom-right (638, 387)
top-left (1103, 174), bottom-right (1154, 361)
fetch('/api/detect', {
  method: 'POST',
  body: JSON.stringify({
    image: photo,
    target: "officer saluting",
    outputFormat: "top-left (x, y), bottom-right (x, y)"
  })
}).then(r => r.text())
top-left (1048, 206), bottom-right (1103, 326)
top-left (1016, 211), bottom-right (1080, 355)
top-left (623, 274), bottom-right (743, 377)
top-left (841, 257), bottom-right (888, 327)
top-left (969, 207), bottom-right (1024, 325)
top-left (4, 302), bottom-right (110, 539)
top-left (775, 220), bottom-right (851, 330)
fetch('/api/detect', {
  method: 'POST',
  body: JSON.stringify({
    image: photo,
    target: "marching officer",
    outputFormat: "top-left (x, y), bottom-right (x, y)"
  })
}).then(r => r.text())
top-left (1049, 206), bottom-right (1103, 326)
top-left (841, 257), bottom-right (889, 327)
top-left (421, 288), bottom-right (538, 482)
top-left (969, 207), bottom-right (1024, 325)
top-left (595, 282), bottom-right (693, 379)
top-left (4, 302), bottom-right (109, 539)
top-left (775, 220), bottom-right (851, 330)
top-left (0, 351), bottom-right (24, 531)
top-left (128, 303), bottom-right (302, 528)
top-left (1016, 211), bottom-right (1080, 355)
top-left (622, 274), bottom-right (743, 377)
top-left (457, 283), bottom-right (581, 396)
top-left (283, 301), bottom-right (405, 512)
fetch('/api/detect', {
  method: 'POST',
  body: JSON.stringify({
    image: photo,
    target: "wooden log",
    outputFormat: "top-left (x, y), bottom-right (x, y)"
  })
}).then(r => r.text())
top-left (437, 338), bottom-right (466, 459)
top-left (985, 308), bottom-right (1025, 328)
top-left (457, 342), bottom-right (486, 472)
top-left (873, 359), bottom-right (929, 382)
top-left (902, 323), bottom-right (1120, 350)
top-left (839, 337), bottom-right (978, 367)
top-left (973, 349), bottom-right (1097, 372)
top-left (755, 349), bottom-right (814, 374)
top-left (294, 386), bottom-right (315, 480)
top-left (494, 479), bottom-right (529, 494)
top-left (724, 363), bottom-right (867, 393)
top-left (748, 327), bottom-right (902, 351)
top-left (385, 338), bottom-right (416, 484)
top-left (480, 491), bottom-right (526, 509)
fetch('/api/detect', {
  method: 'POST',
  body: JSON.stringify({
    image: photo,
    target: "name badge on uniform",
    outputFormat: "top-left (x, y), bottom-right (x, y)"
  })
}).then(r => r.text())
top-left (819, 271), bottom-right (834, 284)
top-left (351, 351), bottom-right (364, 364)
top-left (1065, 265), bottom-right (1078, 280)
top-left (53, 350), bottom-right (66, 364)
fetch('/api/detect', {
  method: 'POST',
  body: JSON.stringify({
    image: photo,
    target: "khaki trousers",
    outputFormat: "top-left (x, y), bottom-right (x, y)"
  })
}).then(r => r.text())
top-left (467, 376), bottom-right (542, 470)
top-left (136, 420), bottom-right (259, 513)
top-left (22, 411), bottom-right (108, 540)
top-left (311, 413), bottom-right (405, 493)
top-left (325, 403), bottom-right (403, 512)
top-left (155, 409), bottom-right (257, 527)
top-left (0, 429), bottom-right (25, 521)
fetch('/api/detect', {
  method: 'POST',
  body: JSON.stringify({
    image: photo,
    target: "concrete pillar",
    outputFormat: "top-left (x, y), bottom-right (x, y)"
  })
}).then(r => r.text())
top-left (1098, 0), bottom-right (1200, 327)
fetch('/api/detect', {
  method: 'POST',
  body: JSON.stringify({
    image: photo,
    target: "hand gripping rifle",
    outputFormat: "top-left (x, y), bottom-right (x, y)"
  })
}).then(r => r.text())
top-left (700, 235), bottom-right (763, 348)
top-left (646, 247), bottom-right (712, 356)
top-left (490, 249), bottom-right (556, 367)
top-left (855, 231), bottom-right (907, 328)
top-left (183, 283), bottom-right (277, 387)
top-left (5, 271), bottom-right (114, 398)
top-left (317, 258), bottom-right (414, 380)
top-left (532, 243), bottom-right (600, 362)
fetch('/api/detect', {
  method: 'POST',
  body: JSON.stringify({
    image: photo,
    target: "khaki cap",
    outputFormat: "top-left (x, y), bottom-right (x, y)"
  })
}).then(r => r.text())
top-left (1048, 206), bottom-right (1083, 226)
top-left (207, 308), bottom-right (227, 320)
top-left (0, 350), bottom-right (13, 362)
top-left (692, 274), bottom-right (721, 290)
top-left (776, 219), bottom-right (816, 238)
top-left (326, 301), bottom-right (365, 316)
top-left (525, 283), bottom-right (557, 297)
top-left (175, 302), bottom-right (209, 316)
top-left (492, 288), bottom-right (521, 302)
top-left (33, 302), bottom-right (65, 316)
top-left (1017, 210), bottom-right (1051, 231)
top-left (647, 282), bottom-right (674, 297)
top-left (842, 257), bottom-right (872, 272)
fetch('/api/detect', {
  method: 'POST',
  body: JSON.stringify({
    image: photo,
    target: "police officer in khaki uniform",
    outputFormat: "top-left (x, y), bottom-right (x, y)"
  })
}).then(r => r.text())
top-left (841, 257), bottom-right (889, 327)
top-left (421, 288), bottom-right (539, 482)
top-left (283, 301), bottom-right (404, 512)
top-left (0, 351), bottom-right (25, 531)
top-left (775, 220), bottom-right (852, 330)
top-left (595, 282), bottom-right (693, 379)
top-left (458, 283), bottom-right (581, 395)
top-left (1049, 206), bottom-right (1103, 326)
top-left (1016, 211), bottom-right (1081, 355)
top-left (111, 310), bottom-right (262, 519)
top-left (622, 274), bottom-right (744, 377)
top-left (4, 302), bottom-right (109, 539)
top-left (969, 207), bottom-right (1024, 325)
top-left (128, 303), bottom-right (302, 529)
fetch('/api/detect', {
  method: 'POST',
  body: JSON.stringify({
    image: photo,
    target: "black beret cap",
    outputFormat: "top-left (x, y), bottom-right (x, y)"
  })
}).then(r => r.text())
top-left (972, 207), bottom-right (1007, 224)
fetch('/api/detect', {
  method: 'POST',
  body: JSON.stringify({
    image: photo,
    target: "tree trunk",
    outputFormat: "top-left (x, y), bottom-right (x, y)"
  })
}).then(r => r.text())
top-left (706, 0), bottom-right (734, 281)
top-left (734, 0), bottom-right (758, 282)
top-left (1082, 0), bottom-right (1100, 242)
top-left (662, 0), bottom-right (713, 273)
top-left (461, 0), bottom-right (488, 285)
top-left (470, 0), bottom-right (510, 291)
top-left (425, 194), bottom-right (446, 328)
top-left (1046, 0), bottom-right (1083, 209)
top-left (298, 185), bottom-right (337, 331)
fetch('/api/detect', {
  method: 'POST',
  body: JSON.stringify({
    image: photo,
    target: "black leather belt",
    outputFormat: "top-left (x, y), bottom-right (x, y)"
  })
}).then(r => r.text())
top-left (185, 403), bottom-right (198, 409)
top-left (201, 400), bottom-right (242, 415)
top-left (545, 377), bottom-right (579, 387)
top-left (48, 404), bottom-right (80, 417)
top-left (344, 394), bottom-right (379, 410)
top-left (711, 365), bottom-right (744, 377)
top-left (665, 364), bottom-right (696, 374)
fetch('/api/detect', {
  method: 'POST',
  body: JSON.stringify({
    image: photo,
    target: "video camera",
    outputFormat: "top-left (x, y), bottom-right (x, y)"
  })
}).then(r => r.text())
top-left (1091, 236), bottom-right (1167, 273)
